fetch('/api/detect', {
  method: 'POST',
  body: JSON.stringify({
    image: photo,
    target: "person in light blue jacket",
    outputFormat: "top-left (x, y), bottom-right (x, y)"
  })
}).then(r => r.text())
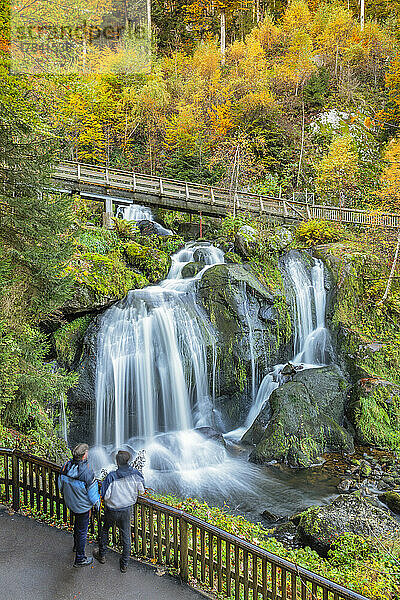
top-left (58, 443), bottom-right (100, 567)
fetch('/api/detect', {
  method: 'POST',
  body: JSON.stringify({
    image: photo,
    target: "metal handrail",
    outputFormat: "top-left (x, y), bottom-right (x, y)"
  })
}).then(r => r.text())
top-left (0, 448), bottom-right (371, 600)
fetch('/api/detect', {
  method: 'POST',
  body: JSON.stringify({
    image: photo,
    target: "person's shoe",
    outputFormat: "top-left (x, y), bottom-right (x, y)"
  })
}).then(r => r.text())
top-left (120, 560), bottom-right (127, 573)
top-left (73, 557), bottom-right (93, 568)
top-left (93, 549), bottom-right (105, 564)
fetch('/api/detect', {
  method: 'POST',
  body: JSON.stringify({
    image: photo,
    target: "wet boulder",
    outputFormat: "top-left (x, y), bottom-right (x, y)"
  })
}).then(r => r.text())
top-left (198, 263), bottom-right (291, 431)
top-left (181, 262), bottom-right (204, 279)
top-left (62, 286), bottom-right (120, 315)
top-left (348, 378), bottom-right (400, 448)
top-left (124, 242), bottom-right (171, 283)
top-left (247, 365), bottom-right (354, 468)
top-left (378, 491), bottom-right (400, 514)
top-left (293, 493), bottom-right (400, 556)
top-left (195, 427), bottom-right (227, 447)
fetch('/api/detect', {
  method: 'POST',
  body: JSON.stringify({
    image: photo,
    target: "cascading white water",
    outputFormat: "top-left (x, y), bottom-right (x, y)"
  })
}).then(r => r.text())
top-left (117, 204), bottom-right (172, 236)
top-left (284, 254), bottom-right (331, 366)
top-left (59, 393), bottom-right (68, 443)
top-left (95, 242), bottom-right (222, 448)
top-left (92, 240), bottom-right (267, 500)
top-left (230, 253), bottom-right (332, 442)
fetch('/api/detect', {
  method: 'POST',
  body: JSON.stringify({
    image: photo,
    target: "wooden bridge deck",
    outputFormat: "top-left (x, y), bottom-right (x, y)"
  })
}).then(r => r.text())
top-left (52, 161), bottom-right (400, 228)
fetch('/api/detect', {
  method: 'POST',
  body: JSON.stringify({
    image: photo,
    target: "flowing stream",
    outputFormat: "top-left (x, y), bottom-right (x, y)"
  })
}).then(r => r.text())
top-left (89, 218), bottom-right (338, 520)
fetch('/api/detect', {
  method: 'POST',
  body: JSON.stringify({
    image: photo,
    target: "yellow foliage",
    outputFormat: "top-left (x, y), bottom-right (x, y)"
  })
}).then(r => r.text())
top-left (237, 90), bottom-right (275, 114)
top-left (281, 0), bottom-right (312, 34)
top-left (192, 42), bottom-right (221, 79)
top-left (164, 105), bottom-right (205, 154)
top-left (315, 134), bottom-right (360, 202)
top-left (251, 15), bottom-right (280, 51)
top-left (275, 31), bottom-right (315, 91)
top-left (208, 102), bottom-right (235, 141)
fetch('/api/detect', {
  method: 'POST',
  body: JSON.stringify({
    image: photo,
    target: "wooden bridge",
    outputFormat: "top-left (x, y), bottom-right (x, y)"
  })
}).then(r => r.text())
top-left (52, 161), bottom-right (400, 229)
top-left (1, 448), bottom-right (370, 600)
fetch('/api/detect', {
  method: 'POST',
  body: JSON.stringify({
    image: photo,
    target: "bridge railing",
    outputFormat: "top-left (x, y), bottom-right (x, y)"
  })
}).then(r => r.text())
top-left (0, 448), bottom-right (370, 600)
top-left (53, 161), bottom-right (400, 229)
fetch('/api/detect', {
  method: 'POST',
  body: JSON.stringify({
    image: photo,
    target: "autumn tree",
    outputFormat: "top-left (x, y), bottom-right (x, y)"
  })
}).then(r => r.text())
top-left (315, 134), bottom-right (360, 205)
top-left (379, 137), bottom-right (400, 211)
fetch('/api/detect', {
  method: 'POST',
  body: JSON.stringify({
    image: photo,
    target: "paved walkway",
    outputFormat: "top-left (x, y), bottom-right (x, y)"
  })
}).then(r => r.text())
top-left (0, 506), bottom-right (203, 600)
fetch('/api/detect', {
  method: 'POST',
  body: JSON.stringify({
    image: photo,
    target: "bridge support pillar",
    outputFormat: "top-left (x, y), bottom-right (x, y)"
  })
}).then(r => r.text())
top-left (103, 197), bottom-right (114, 229)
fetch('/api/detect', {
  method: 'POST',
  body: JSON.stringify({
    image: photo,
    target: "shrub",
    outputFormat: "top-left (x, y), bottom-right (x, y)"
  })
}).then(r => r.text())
top-left (75, 227), bottom-right (122, 255)
top-left (296, 220), bottom-right (343, 246)
top-left (65, 251), bottom-right (149, 298)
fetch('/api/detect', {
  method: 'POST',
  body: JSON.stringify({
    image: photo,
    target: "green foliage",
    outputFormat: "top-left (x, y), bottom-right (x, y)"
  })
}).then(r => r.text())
top-left (75, 227), bottom-right (122, 255)
top-left (72, 195), bottom-right (103, 227)
top-left (65, 250), bottom-right (149, 298)
top-left (225, 251), bottom-right (242, 264)
top-left (158, 235), bottom-right (185, 256)
top-left (0, 425), bottom-right (70, 464)
top-left (303, 67), bottom-right (330, 108)
top-left (295, 220), bottom-right (344, 246)
top-left (113, 218), bottom-right (139, 240)
top-left (0, 74), bottom-right (77, 449)
top-left (124, 242), bottom-right (171, 283)
top-left (54, 316), bottom-right (92, 369)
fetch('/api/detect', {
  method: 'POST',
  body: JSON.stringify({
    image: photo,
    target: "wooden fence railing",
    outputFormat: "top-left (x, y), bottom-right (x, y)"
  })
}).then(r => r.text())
top-left (52, 161), bottom-right (400, 229)
top-left (0, 448), bottom-right (370, 600)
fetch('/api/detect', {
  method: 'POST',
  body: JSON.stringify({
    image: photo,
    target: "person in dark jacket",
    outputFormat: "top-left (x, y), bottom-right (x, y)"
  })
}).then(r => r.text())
top-left (58, 443), bottom-right (100, 567)
top-left (93, 450), bottom-right (145, 573)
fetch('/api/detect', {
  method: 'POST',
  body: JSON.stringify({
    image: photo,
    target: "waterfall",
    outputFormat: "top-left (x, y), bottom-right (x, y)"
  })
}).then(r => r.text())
top-left (59, 393), bottom-right (68, 443)
top-left (95, 242), bottom-right (222, 448)
top-left (284, 254), bottom-right (331, 366)
top-left (233, 252), bottom-right (332, 441)
top-left (117, 204), bottom-right (172, 236)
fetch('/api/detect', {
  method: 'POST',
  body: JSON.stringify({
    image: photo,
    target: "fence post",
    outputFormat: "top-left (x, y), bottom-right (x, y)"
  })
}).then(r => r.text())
top-left (11, 451), bottom-right (20, 512)
top-left (179, 517), bottom-right (189, 582)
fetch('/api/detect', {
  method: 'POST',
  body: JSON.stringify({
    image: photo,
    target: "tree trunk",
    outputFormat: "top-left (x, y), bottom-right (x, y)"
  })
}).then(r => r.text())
top-left (382, 230), bottom-right (400, 302)
top-left (220, 9), bottom-right (226, 63)
top-left (297, 103), bottom-right (305, 187)
top-left (147, 0), bottom-right (152, 32)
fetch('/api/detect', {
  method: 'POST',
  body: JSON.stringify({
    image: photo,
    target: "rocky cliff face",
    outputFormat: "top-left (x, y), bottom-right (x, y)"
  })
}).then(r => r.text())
top-left (198, 263), bottom-right (292, 430)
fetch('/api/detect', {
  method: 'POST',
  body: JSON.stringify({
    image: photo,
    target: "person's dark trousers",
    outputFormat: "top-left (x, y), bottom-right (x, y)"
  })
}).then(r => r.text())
top-left (73, 510), bottom-right (90, 563)
top-left (99, 507), bottom-right (132, 566)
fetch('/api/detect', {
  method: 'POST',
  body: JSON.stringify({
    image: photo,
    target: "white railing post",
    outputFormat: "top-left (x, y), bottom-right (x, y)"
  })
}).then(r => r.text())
top-left (77, 163), bottom-right (81, 181)
top-left (132, 173), bottom-right (136, 192)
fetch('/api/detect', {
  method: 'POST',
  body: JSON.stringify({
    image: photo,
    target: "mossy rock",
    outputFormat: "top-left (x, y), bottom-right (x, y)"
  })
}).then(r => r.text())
top-left (124, 242), bottom-right (171, 283)
top-left (295, 493), bottom-right (400, 556)
top-left (63, 251), bottom-right (148, 314)
top-left (248, 366), bottom-right (354, 468)
top-left (348, 379), bottom-right (400, 450)
top-left (198, 263), bottom-right (291, 430)
top-left (378, 491), bottom-right (400, 514)
top-left (181, 262), bottom-right (204, 279)
top-left (54, 316), bottom-right (92, 369)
